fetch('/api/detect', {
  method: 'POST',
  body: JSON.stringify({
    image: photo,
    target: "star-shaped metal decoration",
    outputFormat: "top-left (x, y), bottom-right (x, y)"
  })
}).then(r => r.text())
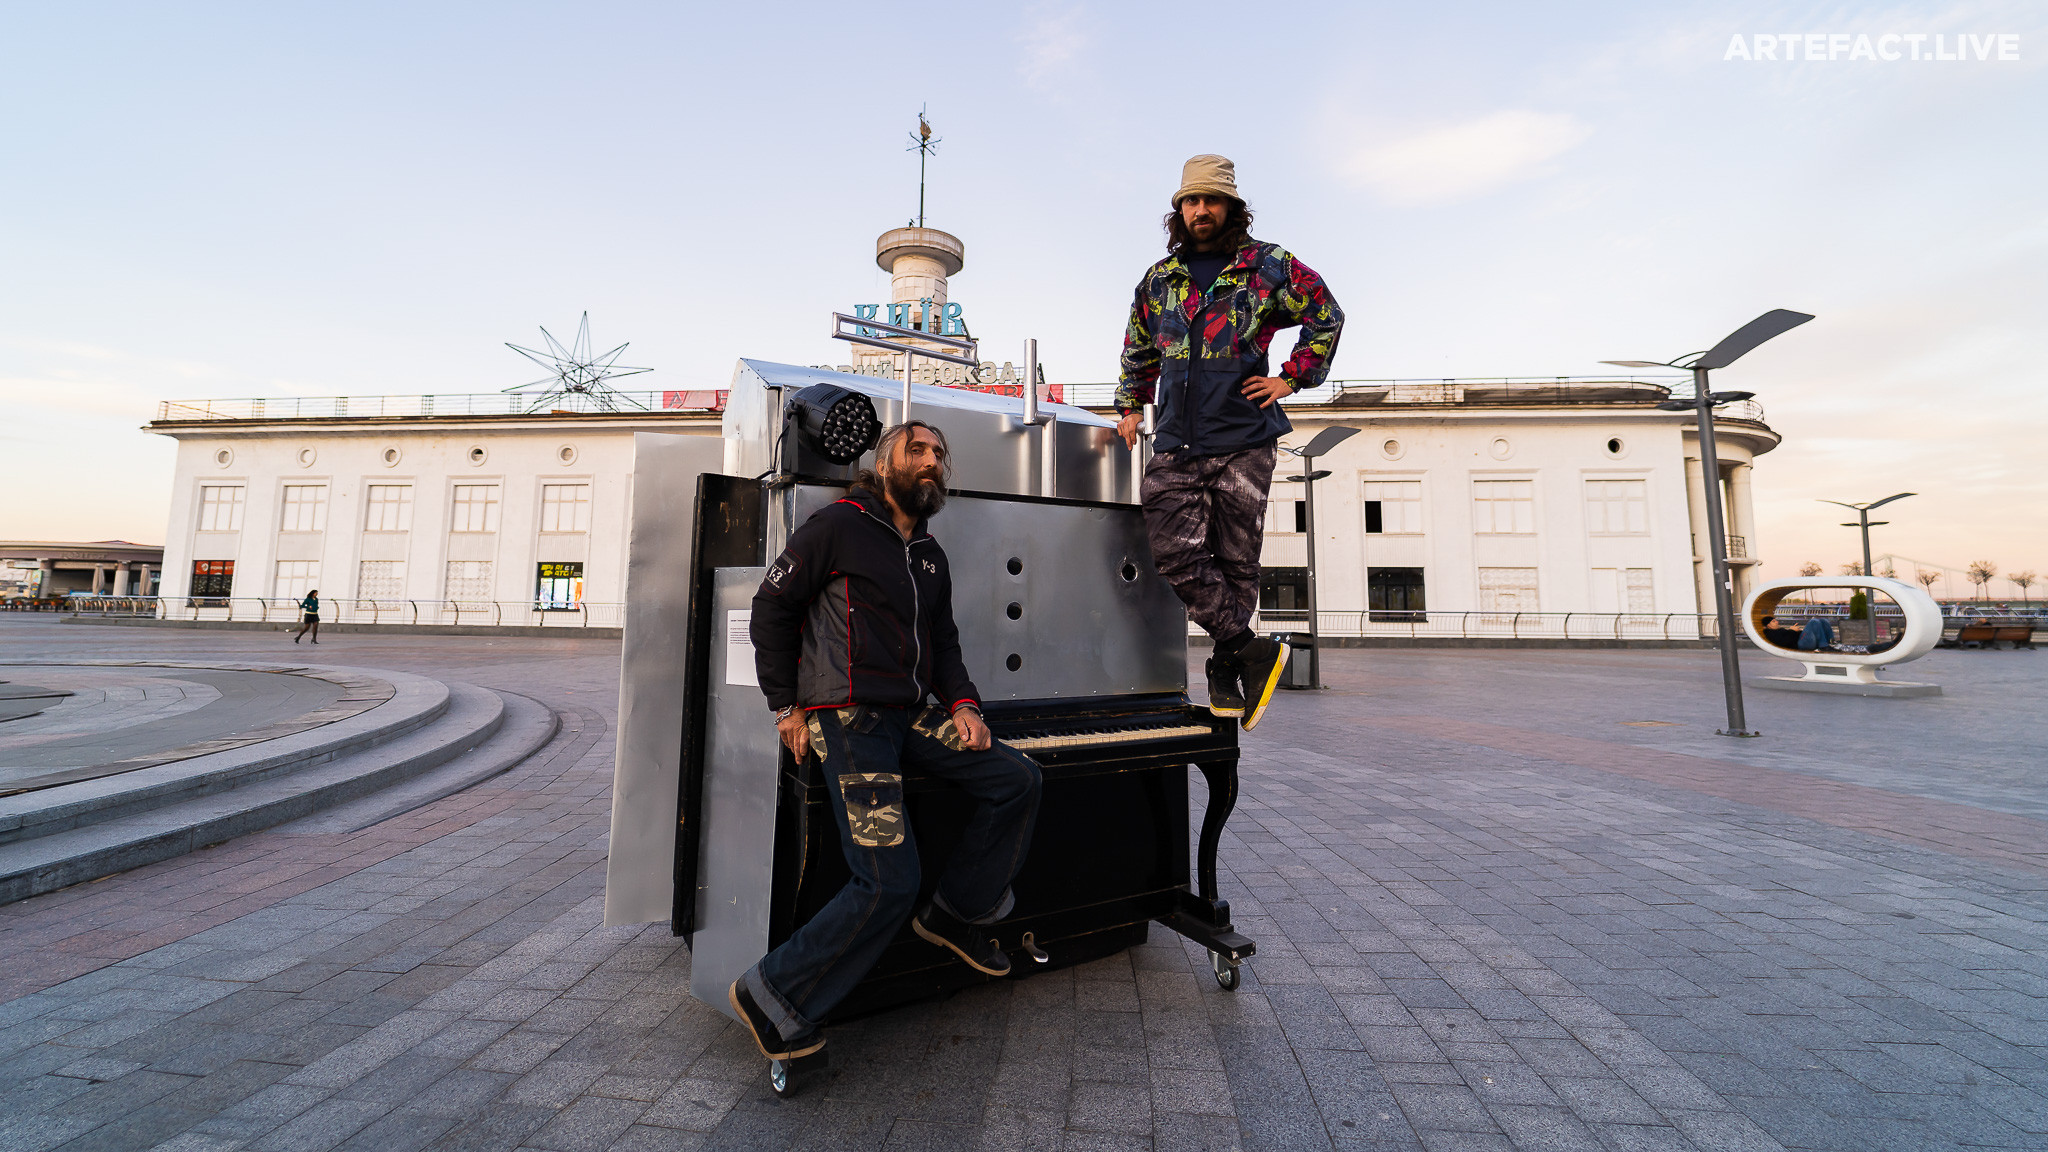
top-left (504, 312), bottom-right (652, 412)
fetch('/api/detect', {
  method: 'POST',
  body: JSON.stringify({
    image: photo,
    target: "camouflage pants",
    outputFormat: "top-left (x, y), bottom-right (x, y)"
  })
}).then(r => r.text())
top-left (747, 702), bottom-right (1041, 1042)
top-left (1140, 444), bottom-right (1276, 639)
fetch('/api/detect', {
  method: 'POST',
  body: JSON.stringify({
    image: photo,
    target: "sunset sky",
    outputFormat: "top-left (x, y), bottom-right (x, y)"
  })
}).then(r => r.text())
top-left (5, 1), bottom-right (2043, 590)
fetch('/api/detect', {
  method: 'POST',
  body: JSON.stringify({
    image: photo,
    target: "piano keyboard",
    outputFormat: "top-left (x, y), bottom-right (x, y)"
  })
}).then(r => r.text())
top-left (1003, 722), bottom-right (1216, 752)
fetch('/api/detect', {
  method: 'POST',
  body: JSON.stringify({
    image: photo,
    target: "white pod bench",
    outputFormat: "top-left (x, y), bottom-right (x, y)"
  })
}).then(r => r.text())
top-left (1741, 576), bottom-right (1942, 697)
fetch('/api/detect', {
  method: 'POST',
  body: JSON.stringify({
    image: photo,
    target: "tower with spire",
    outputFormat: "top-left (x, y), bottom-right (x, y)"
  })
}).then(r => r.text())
top-left (851, 110), bottom-right (970, 380)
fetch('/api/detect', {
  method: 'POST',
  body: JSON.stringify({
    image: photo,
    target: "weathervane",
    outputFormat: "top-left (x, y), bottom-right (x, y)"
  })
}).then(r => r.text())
top-left (504, 312), bottom-right (651, 412)
top-left (905, 105), bottom-right (940, 227)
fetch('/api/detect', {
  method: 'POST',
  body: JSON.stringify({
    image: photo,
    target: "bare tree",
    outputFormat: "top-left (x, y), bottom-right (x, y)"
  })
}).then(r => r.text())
top-left (1799, 562), bottom-right (1823, 577)
top-left (1839, 562), bottom-right (1863, 576)
top-left (1915, 570), bottom-right (1941, 594)
top-left (1966, 560), bottom-right (1998, 599)
top-left (2011, 569), bottom-right (2037, 600)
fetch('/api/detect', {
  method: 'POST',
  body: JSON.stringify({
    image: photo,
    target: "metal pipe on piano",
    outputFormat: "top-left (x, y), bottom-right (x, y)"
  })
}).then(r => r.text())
top-left (1131, 402), bottom-right (1155, 503)
top-left (1023, 339), bottom-right (1059, 498)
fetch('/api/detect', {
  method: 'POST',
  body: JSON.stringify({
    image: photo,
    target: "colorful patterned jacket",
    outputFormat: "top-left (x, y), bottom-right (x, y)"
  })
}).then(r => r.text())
top-left (1116, 241), bottom-right (1344, 456)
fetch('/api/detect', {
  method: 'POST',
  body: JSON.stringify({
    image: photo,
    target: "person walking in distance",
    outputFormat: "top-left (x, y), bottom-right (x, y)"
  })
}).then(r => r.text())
top-left (1116, 154), bottom-right (1345, 728)
top-left (729, 421), bottom-right (1044, 1071)
top-left (292, 589), bottom-right (320, 644)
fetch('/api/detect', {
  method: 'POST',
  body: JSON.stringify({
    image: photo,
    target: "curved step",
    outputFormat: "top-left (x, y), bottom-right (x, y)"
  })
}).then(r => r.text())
top-left (0, 683), bottom-right (542, 904)
top-left (0, 665), bottom-right (448, 844)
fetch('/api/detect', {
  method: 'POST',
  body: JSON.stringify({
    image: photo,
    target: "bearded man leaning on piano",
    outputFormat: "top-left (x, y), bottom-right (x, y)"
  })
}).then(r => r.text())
top-left (729, 419), bottom-right (1045, 1068)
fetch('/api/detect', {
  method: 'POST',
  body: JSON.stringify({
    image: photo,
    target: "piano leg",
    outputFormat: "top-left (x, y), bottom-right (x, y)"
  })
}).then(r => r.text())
top-left (1192, 753), bottom-right (1239, 910)
top-left (1159, 753), bottom-right (1256, 987)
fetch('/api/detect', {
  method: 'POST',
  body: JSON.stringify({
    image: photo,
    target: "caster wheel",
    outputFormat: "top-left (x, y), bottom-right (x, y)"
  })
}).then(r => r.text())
top-left (769, 1047), bottom-right (827, 1099)
top-left (770, 1059), bottom-right (794, 1098)
top-left (1210, 950), bottom-right (1241, 990)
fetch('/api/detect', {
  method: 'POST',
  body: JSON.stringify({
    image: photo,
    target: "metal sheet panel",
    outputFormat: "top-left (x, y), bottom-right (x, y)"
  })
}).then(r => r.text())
top-left (689, 566), bottom-right (781, 1022)
top-left (603, 432), bottom-right (726, 928)
top-left (724, 359), bottom-right (1136, 505)
top-left (786, 485), bottom-right (1186, 702)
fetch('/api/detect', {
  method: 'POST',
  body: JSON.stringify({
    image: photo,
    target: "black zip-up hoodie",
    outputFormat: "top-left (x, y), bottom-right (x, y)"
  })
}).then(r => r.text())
top-left (751, 486), bottom-right (980, 714)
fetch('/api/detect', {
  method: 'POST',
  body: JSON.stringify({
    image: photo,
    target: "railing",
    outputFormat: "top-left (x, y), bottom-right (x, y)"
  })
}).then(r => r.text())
top-left (1237, 610), bottom-right (1722, 641)
top-left (154, 391), bottom-right (728, 422)
top-left (61, 596), bottom-right (628, 628)
top-left (1057, 375), bottom-right (1695, 411)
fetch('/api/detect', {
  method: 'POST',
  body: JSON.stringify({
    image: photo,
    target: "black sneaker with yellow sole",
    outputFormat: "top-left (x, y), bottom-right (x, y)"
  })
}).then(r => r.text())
top-left (1204, 657), bottom-right (1245, 719)
top-left (728, 978), bottom-right (826, 1061)
top-left (912, 903), bottom-right (1011, 976)
top-left (1228, 635), bottom-right (1289, 732)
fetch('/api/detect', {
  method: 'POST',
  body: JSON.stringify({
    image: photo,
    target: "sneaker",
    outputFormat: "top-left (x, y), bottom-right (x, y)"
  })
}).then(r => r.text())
top-left (728, 978), bottom-right (826, 1061)
top-left (1228, 635), bottom-right (1290, 732)
top-left (912, 903), bottom-right (1011, 976)
top-left (1204, 657), bottom-right (1245, 719)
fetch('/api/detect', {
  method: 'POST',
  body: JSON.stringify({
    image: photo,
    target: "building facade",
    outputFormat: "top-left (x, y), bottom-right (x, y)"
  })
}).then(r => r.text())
top-left (148, 397), bottom-right (722, 622)
top-left (1235, 380), bottom-right (1777, 628)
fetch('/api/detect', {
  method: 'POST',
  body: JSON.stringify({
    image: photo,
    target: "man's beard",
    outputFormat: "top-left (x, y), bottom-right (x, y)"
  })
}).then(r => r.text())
top-left (885, 468), bottom-right (946, 519)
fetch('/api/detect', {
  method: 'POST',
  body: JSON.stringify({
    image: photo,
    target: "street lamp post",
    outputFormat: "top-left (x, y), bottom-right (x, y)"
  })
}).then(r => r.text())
top-left (1276, 426), bottom-right (1359, 689)
top-left (1820, 493), bottom-right (1915, 579)
top-left (1604, 308), bottom-right (1814, 738)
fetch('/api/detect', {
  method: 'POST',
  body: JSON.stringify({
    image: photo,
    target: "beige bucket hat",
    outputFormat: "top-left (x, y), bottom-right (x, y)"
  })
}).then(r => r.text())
top-left (1172, 154), bottom-right (1241, 208)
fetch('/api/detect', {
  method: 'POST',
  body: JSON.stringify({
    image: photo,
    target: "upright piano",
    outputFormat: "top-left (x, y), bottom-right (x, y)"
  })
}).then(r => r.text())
top-left (602, 361), bottom-right (1256, 1035)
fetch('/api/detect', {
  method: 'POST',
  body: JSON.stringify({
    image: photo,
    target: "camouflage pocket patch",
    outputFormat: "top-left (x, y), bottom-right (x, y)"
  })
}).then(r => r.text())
top-left (803, 712), bottom-right (829, 761)
top-left (912, 705), bottom-right (970, 752)
top-left (838, 772), bottom-right (904, 848)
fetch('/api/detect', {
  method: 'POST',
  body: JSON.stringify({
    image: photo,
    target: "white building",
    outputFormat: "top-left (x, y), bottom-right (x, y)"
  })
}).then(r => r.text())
top-left (145, 220), bottom-right (1779, 631)
top-left (148, 396), bottom-right (723, 624)
top-left (1245, 380), bottom-right (1776, 629)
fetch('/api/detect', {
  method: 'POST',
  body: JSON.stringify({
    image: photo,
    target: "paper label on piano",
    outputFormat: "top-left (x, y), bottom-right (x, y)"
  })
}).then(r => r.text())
top-left (725, 610), bottom-right (759, 686)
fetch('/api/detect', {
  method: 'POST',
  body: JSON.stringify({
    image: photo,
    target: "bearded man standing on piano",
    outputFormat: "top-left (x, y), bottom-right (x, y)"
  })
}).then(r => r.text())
top-left (1116, 153), bottom-right (1346, 729)
top-left (729, 420), bottom-right (1045, 1067)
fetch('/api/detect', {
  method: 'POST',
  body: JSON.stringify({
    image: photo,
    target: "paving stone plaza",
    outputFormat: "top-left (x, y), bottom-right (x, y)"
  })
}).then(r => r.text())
top-left (1, 616), bottom-right (2043, 1151)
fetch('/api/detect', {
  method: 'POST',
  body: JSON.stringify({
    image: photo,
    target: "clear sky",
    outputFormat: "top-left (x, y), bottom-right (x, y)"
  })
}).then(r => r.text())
top-left (5, 1), bottom-right (2043, 592)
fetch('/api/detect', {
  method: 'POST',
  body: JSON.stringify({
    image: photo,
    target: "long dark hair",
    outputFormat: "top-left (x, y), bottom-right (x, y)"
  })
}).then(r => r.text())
top-left (852, 420), bottom-right (952, 495)
top-left (1164, 199), bottom-right (1255, 257)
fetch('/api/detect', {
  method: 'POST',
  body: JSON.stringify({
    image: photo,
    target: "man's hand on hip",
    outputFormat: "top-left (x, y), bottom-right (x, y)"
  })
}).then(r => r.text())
top-left (777, 709), bottom-right (809, 762)
top-left (1241, 376), bottom-right (1292, 409)
top-left (953, 706), bottom-right (992, 751)
top-left (1116, 411), bottom-right (1141, 449)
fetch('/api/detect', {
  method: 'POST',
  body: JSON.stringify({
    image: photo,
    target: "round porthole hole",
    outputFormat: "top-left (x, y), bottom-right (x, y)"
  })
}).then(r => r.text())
top-left (468, 446), bottom-right (488, 466)
top-left (1006, 557), bottom-right (1022, 576)
top-left (213, 448), bottom-right (233, 468)
top-left (1006, 602), bottom-right (1022, 620)
top-left (1119, 561), bottom-right (1139, 583)
top-left (1005, 653), bottom-right (1022, 672)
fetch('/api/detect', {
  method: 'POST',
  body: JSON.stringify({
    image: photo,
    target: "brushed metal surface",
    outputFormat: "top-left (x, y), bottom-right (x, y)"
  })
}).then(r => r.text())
top-left (603, 432), bottom-right (726, 928)
top-left (787, 484), bottom-right (1186, 702)
top-left (724, 359), bottom-right (1137, 515)
top-left (690, 567), bottom-right (779, 1023)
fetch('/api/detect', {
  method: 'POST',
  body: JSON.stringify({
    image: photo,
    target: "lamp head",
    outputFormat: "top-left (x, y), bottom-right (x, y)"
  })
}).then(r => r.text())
top-left (789, 384), bottom-right (882, 466)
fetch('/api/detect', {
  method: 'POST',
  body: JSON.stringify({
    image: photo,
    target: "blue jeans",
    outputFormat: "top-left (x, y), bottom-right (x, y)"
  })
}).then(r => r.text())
top-left (744, 703), bottom-right (1041, 1041)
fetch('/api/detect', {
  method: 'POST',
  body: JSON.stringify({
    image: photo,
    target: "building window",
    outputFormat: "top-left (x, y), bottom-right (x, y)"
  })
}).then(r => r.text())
top-left (1363, 480), bottom-right (1422, 534)
top-left (1585, 479), bottom-right (1649, 535)
top-left (1368, 568), bottom-right (1427, 622)
top-left (274, 561), bottom-right (320, 602)
top-left (450, 485), bottom-right (500, 533)
top-left (1472, 480), bottom-right (1534, 534)
top-left (1478, 567), bottom-right (1540, 617)
top-left (280, 485), bottom-right (328, 532)
top-left (190, 560), bottom-right (234, 599)
top-left (197, 485), bottom-right (246, 532)
top-left (1258, 567), bottom-right (1308, 618)
top-left (536, 562), bottom-right (585, 610)
top-left (444, 560), bottom-right (494, 605)
top-left (539, 484), bottom-right (592, 533)
top-left (358, 560), bottom-right (405, 600)
top-left (1591, 568), bottom-right (1656, 618)
top-left (1264, 499), bottom-right (1306, 534)
top-left (364, 485), bottom-right (413, 532)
